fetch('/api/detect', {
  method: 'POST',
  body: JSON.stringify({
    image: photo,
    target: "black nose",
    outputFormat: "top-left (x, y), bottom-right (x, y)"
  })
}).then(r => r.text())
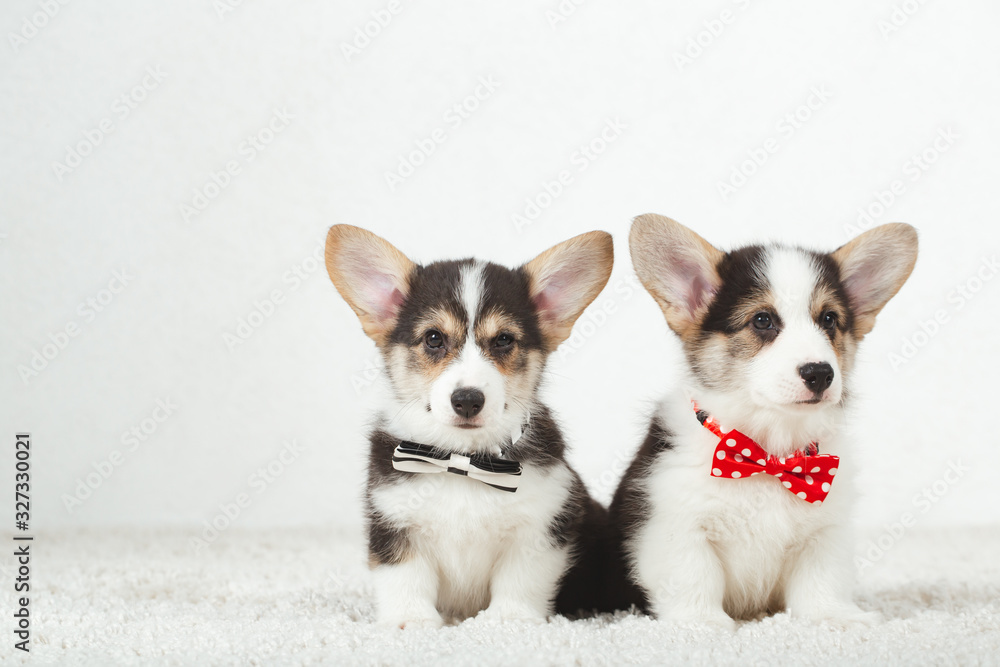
top-left (799, 362), bottom-right (834, 393)
top-left (451, 388), bottom-right (485, 419)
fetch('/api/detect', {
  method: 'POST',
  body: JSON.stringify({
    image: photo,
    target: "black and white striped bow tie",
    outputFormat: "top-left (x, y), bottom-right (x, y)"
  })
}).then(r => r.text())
top-left (391, 440), bottom-right (523, 492)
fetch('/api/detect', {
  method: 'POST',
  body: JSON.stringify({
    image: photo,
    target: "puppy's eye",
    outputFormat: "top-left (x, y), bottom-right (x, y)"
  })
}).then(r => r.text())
top-left (821, 311), bottom-right (838, 330)
top-left (424, 330), bottom-right (445, 349)
top-left (752, 312), bottom-right (773, 330)
top-left (494, 333), bottom-right (514, 348)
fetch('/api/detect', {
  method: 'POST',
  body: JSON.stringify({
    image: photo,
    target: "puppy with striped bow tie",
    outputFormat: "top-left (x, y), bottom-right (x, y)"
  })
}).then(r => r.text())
top-left (325, 225), bottom-right (613, 628)
top-left (610, 214), bottom-right (918, 628)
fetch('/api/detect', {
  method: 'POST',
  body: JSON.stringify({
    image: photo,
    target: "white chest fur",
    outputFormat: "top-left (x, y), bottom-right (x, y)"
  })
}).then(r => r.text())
top-left (371, 461), bottom-right (574, 619)
top-left (631, 395), bottom-right (857, 621)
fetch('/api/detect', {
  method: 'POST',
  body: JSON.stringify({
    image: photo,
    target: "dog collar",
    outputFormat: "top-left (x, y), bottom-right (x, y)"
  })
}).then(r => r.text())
top-left (692, 402), bottom-right (839, 505)
top-left (390, 425), bottom-right (525, 493)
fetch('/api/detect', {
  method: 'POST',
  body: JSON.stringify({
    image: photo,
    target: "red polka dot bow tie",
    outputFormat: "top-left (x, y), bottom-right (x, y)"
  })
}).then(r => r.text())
top-left (693, 403), bottom-right (839, 505)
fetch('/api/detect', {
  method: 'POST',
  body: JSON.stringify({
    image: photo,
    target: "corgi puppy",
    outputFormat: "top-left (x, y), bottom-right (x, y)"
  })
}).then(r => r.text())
top-left (610, 214), bottom-right (918, 628)
top-left (325, 225), bottom-right (614, 628)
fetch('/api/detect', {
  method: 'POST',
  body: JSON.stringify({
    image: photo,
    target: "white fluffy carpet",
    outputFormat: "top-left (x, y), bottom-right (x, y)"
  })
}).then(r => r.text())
top-left (8, 526), bottom-right (1000, 666)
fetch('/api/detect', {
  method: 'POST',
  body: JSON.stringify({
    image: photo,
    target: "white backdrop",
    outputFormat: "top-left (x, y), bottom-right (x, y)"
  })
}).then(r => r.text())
top-left (2, 0), bottom-right (998, 536)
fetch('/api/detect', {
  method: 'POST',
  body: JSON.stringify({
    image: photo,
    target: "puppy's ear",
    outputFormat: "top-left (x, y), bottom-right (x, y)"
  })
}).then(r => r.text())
top-left (325, 225), bottom-right (416, 346)
top-left (523, 231), bottom-right (614, 351)
top-left (832, 222), bottom-right (918, 336)
top-left (629, 214), bottom-right (723, 337)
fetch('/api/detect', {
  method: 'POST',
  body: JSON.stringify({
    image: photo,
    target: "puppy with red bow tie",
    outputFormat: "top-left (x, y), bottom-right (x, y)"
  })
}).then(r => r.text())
top-left (609, 214), bottom-right (918, 627)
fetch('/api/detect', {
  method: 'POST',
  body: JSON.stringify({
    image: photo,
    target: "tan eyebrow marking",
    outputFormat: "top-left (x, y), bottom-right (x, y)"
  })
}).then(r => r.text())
top-left (475, 309), bottom-right (525, 343)
top-left (474, 309), bottom-right (528, 377)
top-left (728, 291), bottom-right (779, 329)
top-left (810, 283), bottom-right (846, 321)
top-left (412, 308), bottom-right (465, 345)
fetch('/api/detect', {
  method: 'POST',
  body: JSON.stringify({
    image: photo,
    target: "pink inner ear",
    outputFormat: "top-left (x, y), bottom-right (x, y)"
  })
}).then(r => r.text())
top-left (532, 290), bottom-right (558, 323)
top-left (843, 263), bottom-right (881, 312)
top-left (668, 255), bottom-right (715, 315)
top-left (384, 287), bottom-right (406, 318)
top-left (688, 273), bottom-right (715, 313)
top-left (362, 273), bottom-right (406, 320)
top-left (533, 275), bottom-right (573, 323)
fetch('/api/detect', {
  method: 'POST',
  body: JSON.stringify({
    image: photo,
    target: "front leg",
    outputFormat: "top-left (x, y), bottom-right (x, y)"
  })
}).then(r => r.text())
top-left (368, 511), bottom-right (443, 628)
top-left (633, 521), bottom-right (735, 629)
top-left (481, 532), bottom-right (568, 622)
top-left (373, 556), bottom-right (444, 629)
top-left (783, 525), bottom-right (881, 626)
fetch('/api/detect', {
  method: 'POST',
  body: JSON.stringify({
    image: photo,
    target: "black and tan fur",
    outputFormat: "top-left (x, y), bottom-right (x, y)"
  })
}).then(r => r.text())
top-left (325, 225), bottom-right (615, 626)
